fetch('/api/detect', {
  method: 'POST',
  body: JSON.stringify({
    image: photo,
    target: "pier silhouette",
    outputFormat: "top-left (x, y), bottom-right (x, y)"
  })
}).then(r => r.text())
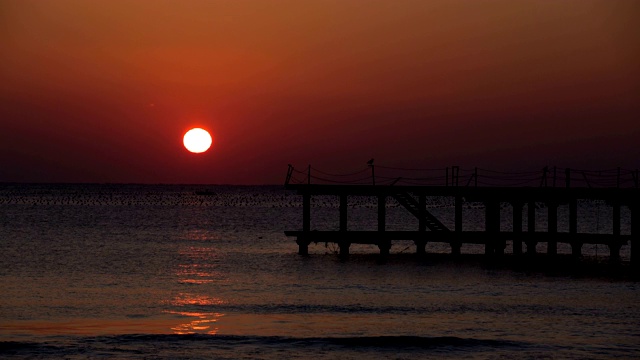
top-left (284, 165), bottom-right (639, 265)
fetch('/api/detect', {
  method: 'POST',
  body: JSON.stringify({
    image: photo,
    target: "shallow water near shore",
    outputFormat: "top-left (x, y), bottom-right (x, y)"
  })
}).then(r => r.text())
top-left (1, 184), bottom-right (638, 359)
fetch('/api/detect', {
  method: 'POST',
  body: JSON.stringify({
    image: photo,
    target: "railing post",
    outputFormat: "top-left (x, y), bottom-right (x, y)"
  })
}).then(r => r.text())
top-left (370, 165), bottom-right (376, 186)
top-left (547, 201), bottom-right (558, 256)
top-left (540, 166), bottom-right (548, 187)
top-left (512, 201), bottom-right (523, 255)
top-left (570, 197), bottom-right (580, 257)
top-left (285, 164), bottom-right (293, 185)
top-left (527, 201), bottom-right (537, 254)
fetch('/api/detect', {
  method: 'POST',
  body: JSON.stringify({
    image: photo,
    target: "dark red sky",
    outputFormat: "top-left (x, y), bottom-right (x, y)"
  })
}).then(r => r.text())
top-left (1, 0), bottom-right (638, 184)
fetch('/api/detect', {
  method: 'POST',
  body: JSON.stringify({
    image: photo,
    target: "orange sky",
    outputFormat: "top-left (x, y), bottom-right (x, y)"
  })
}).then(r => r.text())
top-left (1, 0), bottom-right (638, 184)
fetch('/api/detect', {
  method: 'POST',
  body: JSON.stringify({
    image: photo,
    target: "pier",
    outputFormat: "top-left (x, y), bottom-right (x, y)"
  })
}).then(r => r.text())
top-left (284, 165), bottom-right (639, 265)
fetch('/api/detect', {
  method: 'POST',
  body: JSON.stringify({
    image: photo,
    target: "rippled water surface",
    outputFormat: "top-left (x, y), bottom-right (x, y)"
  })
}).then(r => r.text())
top-left (0, 184), bottom-right (638, 359)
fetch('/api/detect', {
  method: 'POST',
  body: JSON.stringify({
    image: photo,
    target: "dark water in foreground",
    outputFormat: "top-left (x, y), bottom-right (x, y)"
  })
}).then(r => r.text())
top-left (0, 184), bottom-right (638, 359)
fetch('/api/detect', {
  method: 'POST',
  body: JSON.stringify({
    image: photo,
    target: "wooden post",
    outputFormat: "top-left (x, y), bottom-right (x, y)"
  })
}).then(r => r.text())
top-left (371, 165), bottom-right (376, 186)
top-left (298, 192), bottom-right (311, 255)
top-left (339, 194), bottom-right (348, 232)
top-left (527, 201), bottom-right (537, 254)
top-left (570, 198), bottom-right (581, 257)
top-left (416, 194), bottom-right (427, 255)
top-left (452, 194), bottom-right (463, 255)
top-left (378, 194), bottom-right (386, 231)
top-left (339, 194), bottom-right (349, 257)
top-left (378, 194), bottom-right (390, 257)
top-left (303, 193), bottom-right (311, 232)
top-left (512, 201), bottom-right (523, 255)
top-left (485, 201), bottom-right (500, 255)
top-left (339, 241), bottom-right (350, 258)
top-left (611, 200), bottom-right (621, 261)
top-left (631, 204), bottom-right (638, 267)
top-left (547, 202), bottom-right (558, 256)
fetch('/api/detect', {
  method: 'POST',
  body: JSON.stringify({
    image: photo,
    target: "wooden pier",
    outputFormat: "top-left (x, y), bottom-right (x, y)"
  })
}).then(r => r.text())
top-left (284, 165), bottom-right (639, 265)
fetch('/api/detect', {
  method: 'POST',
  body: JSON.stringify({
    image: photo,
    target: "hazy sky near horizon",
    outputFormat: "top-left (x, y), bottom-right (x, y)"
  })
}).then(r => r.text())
top-left (1, 0), bottom-right (638, 184)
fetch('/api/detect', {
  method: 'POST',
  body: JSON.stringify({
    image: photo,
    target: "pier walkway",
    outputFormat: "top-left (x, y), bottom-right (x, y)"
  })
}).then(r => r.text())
top-left (284, 165), bottom-right (639, 265)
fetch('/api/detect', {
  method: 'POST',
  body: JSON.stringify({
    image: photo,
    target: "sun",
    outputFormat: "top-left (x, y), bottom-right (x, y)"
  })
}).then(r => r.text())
top-left (183, 128), bottom-right (213, 153)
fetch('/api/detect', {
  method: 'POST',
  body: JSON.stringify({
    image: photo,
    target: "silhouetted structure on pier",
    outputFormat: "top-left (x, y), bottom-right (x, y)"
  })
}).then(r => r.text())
top-left (284, 165), bottom-right (639, 265)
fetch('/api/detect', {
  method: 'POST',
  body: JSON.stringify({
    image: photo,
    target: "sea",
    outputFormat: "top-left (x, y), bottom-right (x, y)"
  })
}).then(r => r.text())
top-left (0, 184), bottom-right (638, 359)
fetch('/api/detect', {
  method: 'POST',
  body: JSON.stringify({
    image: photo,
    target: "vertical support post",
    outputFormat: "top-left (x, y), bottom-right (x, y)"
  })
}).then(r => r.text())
top-left (339, 194), bottom-right (348, 232)
top-left (307, 165), bottom-right (311, 185)
top-left (547, 201), bottom-right (558, 256)
top-left (617, 167), bottom-right (621, 188)
top-left (570, 198), bottom-right (581, 257)
top-left (370, 165), bottom-right (376, 186)
top-left (631, 204), bottom-right (638, 267)
top-left (338, 194), bottom-right (350, 259)
top-left (377, 194), bottom-right (390, 257)
top-left (285, 164), bottom-right (293, 185)
top-left (485, 201), bottom-right (501, 256)
top-left (298, 192), bottom-right (311, 255)
top-left (553, 166), bottom-right (557, 187)
top-left (611, 200), bottom-right (621, 262)
top-left (303, 193), bottom-right (311, 232)
top-left (512, 201), bottom-right (523, 255)
top-left (416, 194), bottom-right (427, 255)
top-left (452, 194), bottom-right (463, 256)
top-left (565, 168), bottom-right (571, 188)
top-left (418, 194), bottom-right (426, 232)
top-left (378, 194), bottom-right (386, 231)
top-left (541, 166), bottom-right (548, 187)
top-left (527, 201), bottom-right (537, 254)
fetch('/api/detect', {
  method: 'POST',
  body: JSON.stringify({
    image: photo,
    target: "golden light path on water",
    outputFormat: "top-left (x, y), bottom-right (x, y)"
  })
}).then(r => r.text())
top-left (165, 229), bottom-right (227, 335)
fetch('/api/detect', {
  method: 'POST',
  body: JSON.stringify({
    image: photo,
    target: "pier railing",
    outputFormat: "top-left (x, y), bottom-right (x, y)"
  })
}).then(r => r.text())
top-left (285, 165), bottom-right (639, 189)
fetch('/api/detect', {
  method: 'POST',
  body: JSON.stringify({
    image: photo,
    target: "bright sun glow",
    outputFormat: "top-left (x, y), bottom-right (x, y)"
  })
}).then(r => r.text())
top-left (183, 128), bottom-right (213, 153)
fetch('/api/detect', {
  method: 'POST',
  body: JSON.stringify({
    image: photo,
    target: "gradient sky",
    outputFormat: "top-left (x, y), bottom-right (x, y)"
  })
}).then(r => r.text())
top-left (1, 0), bottom-right (638, 184)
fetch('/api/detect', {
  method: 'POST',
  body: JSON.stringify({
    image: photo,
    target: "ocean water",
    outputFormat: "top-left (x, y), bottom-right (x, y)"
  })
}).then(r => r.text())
top-left (0, 184), bottom-right (638, 359)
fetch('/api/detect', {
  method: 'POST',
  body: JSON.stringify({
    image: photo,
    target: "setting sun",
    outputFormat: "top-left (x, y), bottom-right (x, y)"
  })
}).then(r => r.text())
top-left (183, 128), bottom-right (213, 153)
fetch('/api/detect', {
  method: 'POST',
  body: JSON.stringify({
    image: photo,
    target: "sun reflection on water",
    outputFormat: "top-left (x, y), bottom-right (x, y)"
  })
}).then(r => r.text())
top-left (165, 230), bottom-right (227, 334)
top-left (165, 311), bottom-right (224, 335)
top-left (165, 293), bottom-right (226, 335)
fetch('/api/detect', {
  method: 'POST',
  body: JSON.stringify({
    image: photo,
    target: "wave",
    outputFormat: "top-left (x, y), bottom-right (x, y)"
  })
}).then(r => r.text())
top-left (1, 334), bottom-right (524, 352)
top-left (169, 302), bottom-right (624, 319)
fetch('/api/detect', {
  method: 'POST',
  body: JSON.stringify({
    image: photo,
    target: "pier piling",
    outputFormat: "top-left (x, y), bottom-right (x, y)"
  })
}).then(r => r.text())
top-left (526, 201), bottom-right (537, 254)
top-left (547, 202), bottom-right (558, 256)
top-left (513, 202), bottom-right (523, 255)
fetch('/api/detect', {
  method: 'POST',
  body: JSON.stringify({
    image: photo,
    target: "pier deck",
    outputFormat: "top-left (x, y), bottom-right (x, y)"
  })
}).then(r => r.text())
top-left (284, 166), bottom-right (639, 264)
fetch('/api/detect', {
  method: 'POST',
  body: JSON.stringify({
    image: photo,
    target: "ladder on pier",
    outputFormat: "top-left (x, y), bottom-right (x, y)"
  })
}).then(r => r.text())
top-left (393, 192), bottom-right (450, 232)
